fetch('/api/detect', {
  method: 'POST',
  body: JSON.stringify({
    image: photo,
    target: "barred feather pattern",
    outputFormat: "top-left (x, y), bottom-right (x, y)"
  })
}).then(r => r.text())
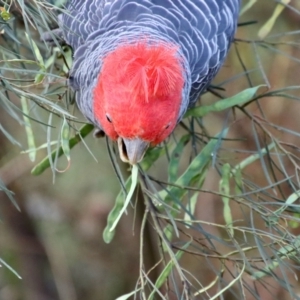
top-left (60, 0), bottom-right (240, 128)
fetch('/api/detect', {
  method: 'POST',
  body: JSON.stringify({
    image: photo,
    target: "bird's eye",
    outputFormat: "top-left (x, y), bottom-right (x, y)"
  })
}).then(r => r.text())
top-left (165, 123), bottom-right (171, 129)
top-left (106, 113), bottom-right (112, 123)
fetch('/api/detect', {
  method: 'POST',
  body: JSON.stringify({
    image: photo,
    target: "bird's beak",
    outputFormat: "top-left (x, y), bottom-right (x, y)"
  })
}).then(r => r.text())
top-left (118, 137), bottom-right (149, 164)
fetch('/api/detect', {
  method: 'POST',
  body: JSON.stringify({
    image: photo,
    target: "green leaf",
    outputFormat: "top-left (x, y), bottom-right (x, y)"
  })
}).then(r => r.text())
top-left (168, 134), bottom-right (190, 183)
top-left (289, 213), bottom-right (300, 229)
top-left (220, 163), bottom-right (233, 237)
top-left (103, 176), bottom-right (132, 243)
top-left (184, 192), bottom-right (200, 227)
top-left (184, 85), bottom-right (265, 118)
top-left (252, 236), bottom-right (300, 279)
top-left (109, 164), bottom-right (139, 232)
top-left (103, 146), bottom-right (165, 243)
top-left (20, 96), bottom-right (36, 162)
top-left (140, 146), bottom-right (166, 170)
top-left (61, 46), bottom-right (73, 74)
top-left (240, 0), bottom-right (257, 16)
top-left (21, 141), bottom-right (58, 154)
top-left (61, 118), bottom-right (71, 162)
top-left (258, 0), bottom-right (290, 39)
top-left (0, 178), bottom-right (20, 211)
top-left (273, 190), bottom-right (300, 217)
top-left (25, 32), bottom-right (46, 83)
top-left (0, 257), bottom-right (22, 279)
top-left (116, 288), bottom-right (141, 300)
top-left (25, 32), bottom-right (44, 66)
top-left (31, 124), bottom-right (94, 175)
top-left (0, 123), bottom-right (22, 147)
top-left (208, 261), bottom-right (246, 300)
top-left (148, 243), bottom-right (189, 300)
top-left (0, 25), bottom-right (20, 43)
top-left (159, 128), bottom-right (229, 203)
top-left (159, 129), bottom-right (228, 245)
top-left (233, 167), bottom-right (243, 195)
top-left (232, 142), bottom-right (275, 174)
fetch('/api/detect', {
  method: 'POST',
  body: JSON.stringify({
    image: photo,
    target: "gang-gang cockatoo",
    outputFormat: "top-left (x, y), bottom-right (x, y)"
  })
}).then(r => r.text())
top-left (54, 0), bottom-right (240, 164)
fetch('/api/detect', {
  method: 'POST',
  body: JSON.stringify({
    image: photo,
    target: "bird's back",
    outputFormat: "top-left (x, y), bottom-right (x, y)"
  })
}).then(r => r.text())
top-left (60, 0), bottom-right (106, 49)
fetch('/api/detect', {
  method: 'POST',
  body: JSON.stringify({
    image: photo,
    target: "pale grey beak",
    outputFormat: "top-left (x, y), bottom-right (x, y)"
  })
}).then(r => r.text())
top-left (118, 137), bottom-right (149, 164)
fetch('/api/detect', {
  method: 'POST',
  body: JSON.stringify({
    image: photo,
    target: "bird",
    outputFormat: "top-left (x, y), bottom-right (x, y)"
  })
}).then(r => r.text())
top-left (55, 0), bottom-right (240, 164)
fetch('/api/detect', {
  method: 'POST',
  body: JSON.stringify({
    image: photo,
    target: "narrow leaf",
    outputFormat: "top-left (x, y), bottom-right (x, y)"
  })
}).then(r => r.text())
top-left (148, 243), bottom-right (190, 300)
top-left (252, 237), bottom-right (300, 279)
top-left (20, 96), bottom-right (36, 162)
top-left (184, 192), bottom-right (200, 227)
top-left (168, 134), bottom-right (190, 182)
top-left (116, 288), bottom-right (141, 300)
top-left (104, 147), bottom-right (164, 243)
top-left (185, 85), bottom-right (264, 118)
top-left (109, 164), bottom-right (139, 232)
top-left (258, 0), bottom-right (291, 39)
top-left (0, 258), bottom-right (22, 279)
top-left (220, 163), bottom-right (234, 237)
top-left (232, 142), bottom-right (275, 174)
top-left (61, 118), bottom-right (71, 162)
top-left (0, 178), bottom-right (20, 211)
top-left (25, 32), bottom-right (46, 83)
top-left (159, 128), bottom-right (229, 203)
top-left (240, 0), bottom-right (257, 16)
top-left (31, 124), bottom-right (94, 175)
top-left (25, 32), bottom-right (44, 66)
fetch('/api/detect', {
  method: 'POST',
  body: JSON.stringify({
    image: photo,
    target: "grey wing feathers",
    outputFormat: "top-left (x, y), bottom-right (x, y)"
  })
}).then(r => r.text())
top-left (179, 0), bottom-right (240, 107)
top-left (59, 0), bottom-right (240, 124)
top-left (60, 0), bottom-right (107, 49)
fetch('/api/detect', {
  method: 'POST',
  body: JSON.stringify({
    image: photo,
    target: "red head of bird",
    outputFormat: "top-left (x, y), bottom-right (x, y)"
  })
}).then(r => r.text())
top-left (93, 41), bottom-right (184, 164)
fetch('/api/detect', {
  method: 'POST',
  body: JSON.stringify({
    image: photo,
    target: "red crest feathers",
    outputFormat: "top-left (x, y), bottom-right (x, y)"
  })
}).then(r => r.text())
top-left (102, 42), bottom-right (183, 103)
top-left (93, 41), bottom-right (184, 144)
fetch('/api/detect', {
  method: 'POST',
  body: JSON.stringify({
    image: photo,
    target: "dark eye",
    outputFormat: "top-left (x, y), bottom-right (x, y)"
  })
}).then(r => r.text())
top-left (165, 123), bottom-right (171, 129)
top-left (106, 113), bottom-right (112, 123)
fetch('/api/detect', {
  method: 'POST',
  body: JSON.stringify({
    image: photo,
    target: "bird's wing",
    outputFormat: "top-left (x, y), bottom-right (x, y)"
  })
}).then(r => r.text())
top-left (60, 0), bottom-right (108, 49)
top-left (60, 0), bottom-right (240, 127)
top-left (179, 0), bottom-right (240, 107)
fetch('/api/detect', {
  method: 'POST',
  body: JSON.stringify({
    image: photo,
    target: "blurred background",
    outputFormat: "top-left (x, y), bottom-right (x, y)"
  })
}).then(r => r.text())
top-left (1, 0), bottom-right (300, 299)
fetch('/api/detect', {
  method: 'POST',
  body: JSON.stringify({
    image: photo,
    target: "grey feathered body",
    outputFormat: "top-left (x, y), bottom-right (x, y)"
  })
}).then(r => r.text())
top-left (59, 0), bottom-right (240, 127)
